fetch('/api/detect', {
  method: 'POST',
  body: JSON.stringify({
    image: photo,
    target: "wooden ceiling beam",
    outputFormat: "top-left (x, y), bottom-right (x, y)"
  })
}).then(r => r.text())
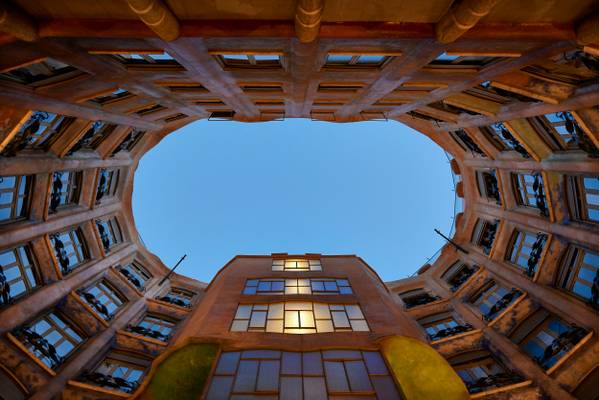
top-left (295, 0), bottom-right (324, 43)
top-left (0, 1), bottom-right (38, 42)
top-left (126, 0), bottom-right (180, 41)
top-left (576, 12), bottom-right (599, 45)
top-left (435, 0), bottom-right (502, 44)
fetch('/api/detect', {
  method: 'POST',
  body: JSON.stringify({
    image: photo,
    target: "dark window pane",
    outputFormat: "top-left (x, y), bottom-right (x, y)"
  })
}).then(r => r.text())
top-left (323, 350), bottom-right (361, 360)
top-left (242, 350), bottom-right (280, 359)
top-left (303, 352), bottom-right (323, 375)
top-left (362, 351), bottom-right (388, 375)
top-left (371, 376), bottom-right (402, 399)
top-left (232, 360), bottom-right (259, 392)
top-left (257, 360), bottom-right (280, 391)
top-left (303, 377), bottom-right (327, 400)
top-left (325, 361), bottom-right (349, 392)
top-left (282, 352), bottom-right (302, 375)
top-left (206, 376), bottom-right (234, 400)
top-left (345, 360), bottom-right (373, 392)
top-left (280, 376), bottom-right (302, 400)
top-left (215, 352), bottom-right (240, 375)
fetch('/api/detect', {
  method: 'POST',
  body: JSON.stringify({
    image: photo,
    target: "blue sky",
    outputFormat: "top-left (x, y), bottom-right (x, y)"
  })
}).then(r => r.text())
top-left (132, 119), bottom-right (455, 282)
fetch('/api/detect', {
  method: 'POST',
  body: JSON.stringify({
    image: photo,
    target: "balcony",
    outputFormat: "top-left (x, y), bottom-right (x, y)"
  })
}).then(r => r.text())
top-left (483, 288), bottom-right (522, 321)
top-left (466, 371), bottom-right (525, 394)
top-left (525, 233), bottom-right (548, 277)
top-left (535, 325), bottom-right (588, 370)
top-left (80, 371), bottom-right (138, 394)
top-left (126, 324), bottom-right (170, 342)
top-left (429, 323), bottom-right (474, 341)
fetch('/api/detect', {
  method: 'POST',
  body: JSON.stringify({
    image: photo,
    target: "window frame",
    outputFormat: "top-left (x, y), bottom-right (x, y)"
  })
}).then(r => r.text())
top-left (0, 175), bottom-right (33, 224)
top-left (0, 244), bottom-right (40, 305)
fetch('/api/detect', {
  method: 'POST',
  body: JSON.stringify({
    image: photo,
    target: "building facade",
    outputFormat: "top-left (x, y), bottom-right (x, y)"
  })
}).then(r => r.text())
top-left (0, 0), bottom-right (599, 398)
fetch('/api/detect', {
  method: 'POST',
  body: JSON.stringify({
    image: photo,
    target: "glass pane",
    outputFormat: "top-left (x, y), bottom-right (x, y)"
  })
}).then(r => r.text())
top-left (324, 361), bottom-right (349, 391)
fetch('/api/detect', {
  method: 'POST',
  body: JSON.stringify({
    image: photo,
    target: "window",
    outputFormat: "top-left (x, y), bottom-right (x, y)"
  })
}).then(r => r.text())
top-left (0, 244), bottom-right (39, 306)
top-left (89, 88), bottom-right (133, 105)
top-left (243, 278), bottom-right (352, 295)
top-left (48, 171), bottom-right (82, 213)
top-left (12, 312), bottom-right (83, 369)
top-left (96, 217), bottom-right (123, 253)
top-left (163, 83), bottom-right (208, 93)
top-left (1, 112), bottom-right (73, 156)
top-left (324, 53), bottom-right (395, 69)
top-left (127, 314), bottom-right (176, 342)
top-left (95, 168), bottom-right (120, 203)
top-left (240, 83), bottom-right (283, 93)
top-left (49, 228), bottom-right (88, 275)
top-left (0, 175), bottom-right (32, 223)
top-left (471, 219), bottom-right (499, 255)
top-left (212, 52), bottom-right (283, 69)
top-left (230, 302), bottom-right (369, 333)
top-left (476, 170), bottom-right (501, 204)
top-left (398, 288), bottom-right (440, 308)
top-left (426, 52), bottom-right (504, 69)
top-left (78, 280), bottom-right (125, 321)
top-left (68, 121), bottom-right (116, 154)
top-left (506, 230), bottom-right (548, 277)
top-left (109, 52), bottom-right (179, 68)
top-left (318, 83), bottom-right (364, 92)
top-left (419, 311), bottom-right (472, 341)
top-left (111, 128), bottom-right (145, 156)
top-left (117, 262), bottom-right (151, 291)
top-left (481, 122), bottom-right (530, 157)
top-left (81, 351), bottom-right (150, 393)
top-left (450, 129), bottom-right (486, 157)
top-left (470, 281), bottom-right (522, 321)
top-left (135, 103), bottom-right (166, 116)
top-left (510, 308), bottom-right (588, 370)
top-left (531, 111), bottom-right (599, 156)
top-left (449, 349), bottom-right (523, 394)
top-left (567, 175), bottom-right (599, 223)
top-left (556, 245), bottom-right (599, 308)
top-left (157, 287), bottom-right (195, 308)
top-left (512, 172), bottom-right (549, 216)
top-left (162, 113), bottom-right (188, 123)
top-left (442, 262), bottom-right (480, 292)
top-left (206, 349), bottom-right (401, 399)
top-left (272, 259), bottom-right (322, 272)
top-left (0, 58), bottom-right (81, 86)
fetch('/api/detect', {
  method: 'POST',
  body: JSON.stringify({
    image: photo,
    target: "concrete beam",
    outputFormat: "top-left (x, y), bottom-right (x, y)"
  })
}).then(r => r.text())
top-left (0, 2), bottom-right (38, 42)
top-left (126, 0), bottom-right (180, 41)
top-left (435, 0), bottom-right (502, 44)
top-left (294, 0), bottom-right (324, 43)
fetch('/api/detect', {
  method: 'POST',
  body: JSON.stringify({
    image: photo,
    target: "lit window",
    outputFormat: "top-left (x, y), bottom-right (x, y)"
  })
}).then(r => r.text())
top-left (512, 172), bottom-right (549, 217)
top-left (68, 121), bottom-right (116, 154)
top-left (112, 52), bottom-right (178, 65)
top-left (243, 278), bottom-right (352, 295)
top-left (511, 308), bottom-right (588, 370)
top-left (96, 168), bottom-right (120, 204)
top-left (427, 52), bottom-right (503, 68)
top-left (48, 171), bottom-right (82, 213)
top-left (157, 287), bottom-right (195, 308)
top-left (324, 53), bottom-right (392, 68)
top-left (556, 245), bottom-right (599, 308)
top-left (213, 53), bottom-right (283, 69)
top-left (127, 314), bottom-right (176, 342)
top-left (0, 244), bottom-right (39, 305)
top-left (481, 122), bottom-right (530, 157)
top-left (90, 88), bottom-right (132, 105)
top-left (475, 169), bottom-right (501, 204)
top-left (272, 259), bottom-right (322, 272)
top-left (471, 218), bottom-right (499, 255)
top-left (419, 311), bottom-right (472, 341)
top-left (398, 288), bottom-right (440, 309)
top-left (81, 351), bottom-right (150, 393)
top-left (449, 349), bottom-right (523, 394)
top-left (95, 217), bottom-right (123, 253)
top-left (12, 311), bottom-right (83, 369)
top-left (506, 230), bottom-right (548, 277)
top-left (470, 281), bottom-right (522, 321)
top-left (206, 349), bottom-right (401, 399)
top-left (442, 261), bottom-right (479, 292)
top-left (231, 302), bottom-right (369, 333)
top-left (1, 112), bottom-right (73, 156)
top-left (0, 58), bottom-right (80, 86)
top-left (111, 128), bottom-right (145, 156)
top-left (49, 228), bottom-right (88, 275)
top-left (117, 262), bottom-right (151, 292)
top-left (567, 175), bottom-right (599, 223)
top-left (78, 280), bottom-right (125, 321)
top-left (0, 175), bottom-right (32, 223)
